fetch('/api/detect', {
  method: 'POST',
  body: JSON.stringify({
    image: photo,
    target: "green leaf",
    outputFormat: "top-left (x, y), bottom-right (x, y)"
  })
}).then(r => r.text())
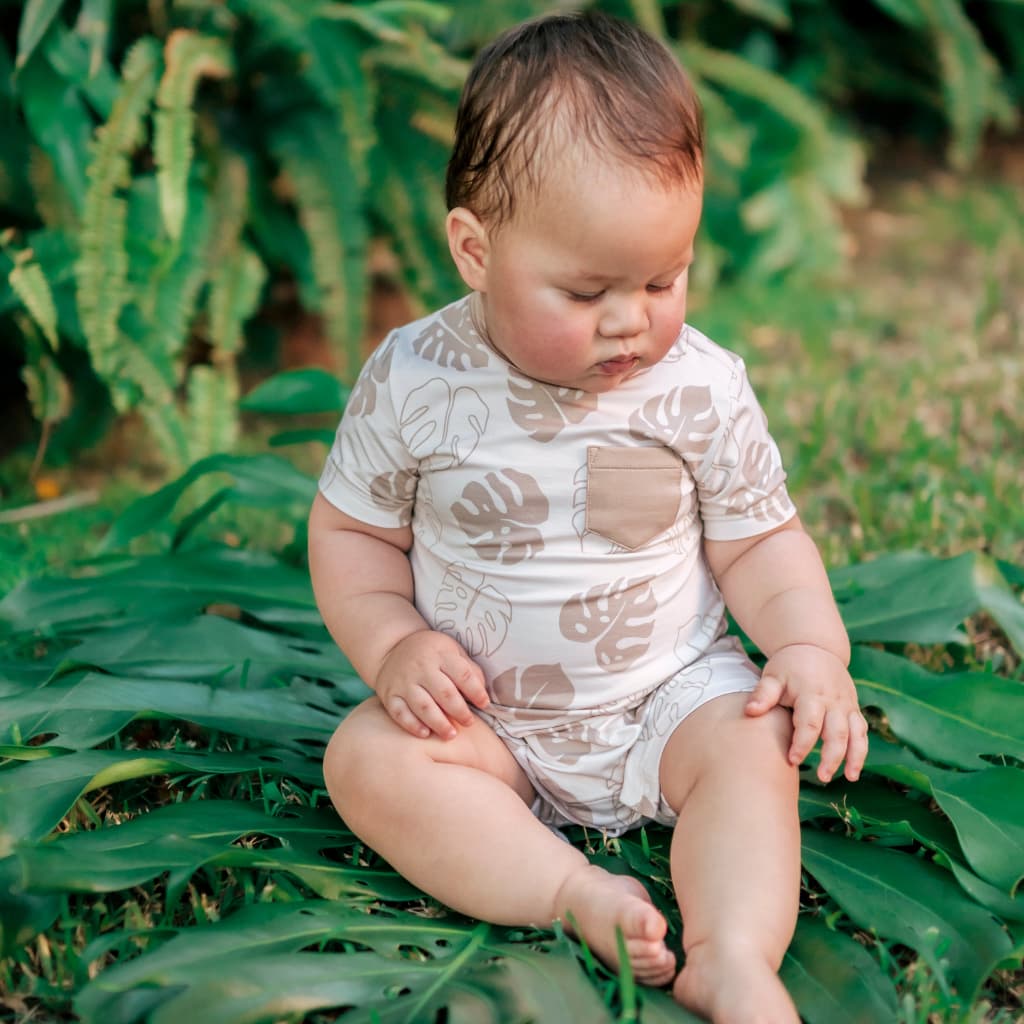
top-left (724, 0), bottom-right (792, 29)
top-left (154, 31), bottom-right (233, 241)
top-left (0, 670), bottom-right (338, 750)
top-left (851, 646), bottom-right (1024, 768)
top-left (802, 829), bottom-right (1013, 1001)
top-left (75, 36), bottom-right (161, 400)
top-left (798, 775), bottom-right (963, 860)
top-left (0, 856), bottom-right (61, 957)
top-left (240, 368), bottom-right (349, 415)
top-left (0, 547), bottom-right (320, 638)
top-left (832, 551), bottom-right (1024, 656)
top-left (184, 365), bottom-right (240, 464)
top-left (78, 916), bottom-right (613, 1024)
top-left (100, 454), bottom-right (315, 551)
top-left (16, 0), bottom-right (66, 70)
top-left (863, 741), bottom-right (1024, 894)
top-left (8, 256), bottom-right (60, 349)
top-left (272, 111), bottom-right (369, 381)
top-left (0, 746), bottom-right (323, 852)
top-left (781, 916), bottom-right (899, 1024)
top-left (1, 800), bottom-right (419, 902)
top-left (75, 902), bottom-right (478, 1023)
top-left (55, 612), bottom-right (361, 692)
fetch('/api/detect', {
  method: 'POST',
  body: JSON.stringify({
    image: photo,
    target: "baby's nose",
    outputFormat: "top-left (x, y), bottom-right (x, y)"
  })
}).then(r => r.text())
top-left (598, 296), bottom-right (648, 339)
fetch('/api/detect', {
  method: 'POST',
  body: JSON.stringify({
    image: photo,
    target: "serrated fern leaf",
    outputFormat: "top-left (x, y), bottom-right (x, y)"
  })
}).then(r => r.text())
top-left (155, 30), bottom-right (233, 241)
top-left (76, 37), bottom-right (161, 385)
top-left (185, 364), bottom-right (240, 464)
top-left (919, 0), bottom-right (1006, 169)
top-left (272, 114), bottom-right (368, 380)
top-left (208, 153), bottom-right (250, 267)
top-left (678, 40), bottom-right (832, 153)
top-left (29, 146), bottom-right (79, 231)
top-left (140, 183), bottom-right (213, 367)
top-left (208, 244), bottom-right (267, 359)
top-left (230, 1), bottom-right (377, 189)
top-left (8, 256), bottom-right (60, 350)
top-left (20, 345), bottom-right (70, 426)
top-left (16, 311), bottom-right (70, 425)
top-left (139, 399), bottom-right (191, 471)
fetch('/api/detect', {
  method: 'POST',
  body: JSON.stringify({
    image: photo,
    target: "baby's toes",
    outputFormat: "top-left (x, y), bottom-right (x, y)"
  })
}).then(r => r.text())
top-left (626, 939), bottom-right (676, 985)
top-left (620, 897), bottom-right (667, 943)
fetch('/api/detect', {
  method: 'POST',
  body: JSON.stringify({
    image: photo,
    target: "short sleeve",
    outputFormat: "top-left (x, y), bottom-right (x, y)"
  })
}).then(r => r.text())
top-left (692, 359), bottom-right (796, 541)
top-left (318, 334), bottom-right (418, 528)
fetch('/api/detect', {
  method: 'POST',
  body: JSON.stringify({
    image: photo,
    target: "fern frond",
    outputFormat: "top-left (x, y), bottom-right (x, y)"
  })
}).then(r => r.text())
top-left (138, 181), bottom-right (213, 368)
top-left (8, 253), bottom-right (60, 350)
top-left (678, 40), bottom-right (833, 154)
top-left (28, 146), bottom-right (79, 230)
top-left (185, 364), bottom-right (240, 464)
top-left (921, 0), bottom-right (1007, 168)
top-left (75, 36), bottom-right (161, 386)
top-left (155, 30), bottom-right (233, 241)
top-left (231, 1), bottom-right (376, 188)
top-left (138, 400), bottom-right (192, 472)
top-left (17, 314), bottom-right (71, 425)
top-left (208, 243), bottom-right (267, 360)
top-left (370, 69), bottom-right (463, 313)
top-left (208, 152), bottom-right (250, 267)
top-left (272, 113), bottom-right (368, 380)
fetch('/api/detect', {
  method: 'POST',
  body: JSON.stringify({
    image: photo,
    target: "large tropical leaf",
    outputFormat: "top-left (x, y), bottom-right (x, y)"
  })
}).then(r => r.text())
top-left (851, 645), bottom-right (1024, 767)
top-left (802, 829), bottom-right (1014, 1001)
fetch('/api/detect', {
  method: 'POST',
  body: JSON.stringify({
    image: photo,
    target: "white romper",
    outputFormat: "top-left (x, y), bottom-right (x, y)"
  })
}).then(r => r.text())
top-left (319, 293), bottom-right (796, 834)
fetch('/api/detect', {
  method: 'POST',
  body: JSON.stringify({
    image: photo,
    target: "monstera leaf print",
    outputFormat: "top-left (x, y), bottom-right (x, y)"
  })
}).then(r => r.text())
top-left (506, 369), bottom-right (599, 442)
top-left (451, 470), bottom-right (549, 564)
top-left (411, 302), bottom-right (490, 371)
top-left (490, 663), bottom-right (576, 709)
top-left (434, 563), bottom-right (512, 658)
top-left (559, 577), bottom-right (657, 673)
top-left (347, 334), bottom-right (397, 417)
top-left (674, 609), bottom-right (726, 667)
top-left (629, 385), bottom-right (720, 455)
top-left (399, 379), bottom-right (489, 469)
top-left (369, 469), bottom-right (417, 511)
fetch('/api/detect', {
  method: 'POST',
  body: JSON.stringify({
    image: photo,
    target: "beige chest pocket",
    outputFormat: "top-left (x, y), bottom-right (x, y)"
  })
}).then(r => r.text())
top-left (585, 446), bottom-right (684, 550)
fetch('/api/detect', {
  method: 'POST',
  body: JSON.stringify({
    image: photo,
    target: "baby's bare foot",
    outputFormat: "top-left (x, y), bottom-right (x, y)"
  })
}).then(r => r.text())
top-left (555, 865), bottom-right (676, 987)
top-left (673, 941), bottom-right (799, 1024)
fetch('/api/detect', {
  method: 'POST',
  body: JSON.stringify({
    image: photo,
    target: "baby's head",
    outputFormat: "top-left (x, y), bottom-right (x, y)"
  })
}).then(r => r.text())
top-left (445, 13), bottom-right (705, 394)
top-left (446, 11), bottom-right (704, 232)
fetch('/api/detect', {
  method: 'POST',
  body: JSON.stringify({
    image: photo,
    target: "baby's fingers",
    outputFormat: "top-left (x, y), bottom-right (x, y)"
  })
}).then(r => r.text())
top-left (788, 699), bottom-right (825, 767)
top-left (385, 694), bottom-right (433, 739)
top-left (443, 653), bottom-right (490, 711)
top-left (745, 673), bottom-right (785, 717)
top-left (398, 686), bottom-right (459, 740)
top-left (844, 711), bottom-right (869, 782)
top-left (816, 708), bottom-right (851, 783)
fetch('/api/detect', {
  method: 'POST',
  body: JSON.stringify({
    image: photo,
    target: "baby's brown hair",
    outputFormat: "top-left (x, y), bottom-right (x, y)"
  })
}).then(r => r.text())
top-left (446, 11), bottom-right (704, 228)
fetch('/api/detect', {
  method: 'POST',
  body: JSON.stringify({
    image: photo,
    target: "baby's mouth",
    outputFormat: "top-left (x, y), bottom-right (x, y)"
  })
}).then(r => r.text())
top-left (597, 355), bottom-right (639, 374)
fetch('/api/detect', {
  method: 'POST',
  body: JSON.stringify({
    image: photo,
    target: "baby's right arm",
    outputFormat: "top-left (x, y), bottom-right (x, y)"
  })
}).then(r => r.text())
top-left (308, 492), bottom-right (490, 740)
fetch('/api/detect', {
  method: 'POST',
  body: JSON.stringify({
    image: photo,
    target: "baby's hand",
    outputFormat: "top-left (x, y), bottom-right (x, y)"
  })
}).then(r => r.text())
top-left (375, 630), bottom-right (490, 741)
top-left (745, 644), bottom-right (868, 783)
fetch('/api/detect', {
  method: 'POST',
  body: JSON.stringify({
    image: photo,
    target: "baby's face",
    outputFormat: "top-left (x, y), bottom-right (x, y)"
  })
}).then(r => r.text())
top-left (475, 157), bottom-right (702, 394)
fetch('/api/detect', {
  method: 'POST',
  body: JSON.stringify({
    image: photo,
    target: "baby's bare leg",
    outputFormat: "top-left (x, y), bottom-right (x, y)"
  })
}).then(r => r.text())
top-left (659, 693), bottom-right (801, 1024)
top-left (324, 698), bottom-right (676, 984)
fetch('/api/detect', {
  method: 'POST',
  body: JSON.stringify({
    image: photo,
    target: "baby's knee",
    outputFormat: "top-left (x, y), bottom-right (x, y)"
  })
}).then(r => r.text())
top-left (323, 700), bottom-right (406, 808)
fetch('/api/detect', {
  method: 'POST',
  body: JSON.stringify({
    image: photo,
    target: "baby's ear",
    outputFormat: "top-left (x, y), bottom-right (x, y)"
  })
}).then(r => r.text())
top-left (446, 207), bottom-right (489, 292)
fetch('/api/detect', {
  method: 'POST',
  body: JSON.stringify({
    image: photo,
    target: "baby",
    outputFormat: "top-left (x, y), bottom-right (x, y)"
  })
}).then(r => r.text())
top-left (309, 12), bottom-right (867, 1023)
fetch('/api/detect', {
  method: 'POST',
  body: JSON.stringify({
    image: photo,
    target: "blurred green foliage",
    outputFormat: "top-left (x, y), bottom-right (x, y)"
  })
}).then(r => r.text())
top-left (0, 0), bottom-right (1020, 470)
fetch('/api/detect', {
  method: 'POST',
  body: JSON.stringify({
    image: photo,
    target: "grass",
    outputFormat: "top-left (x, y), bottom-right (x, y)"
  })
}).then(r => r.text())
top-left (690, 171), bottom-right (1022, 570)
top-left (1, 163), bottom-right (1022, 1023)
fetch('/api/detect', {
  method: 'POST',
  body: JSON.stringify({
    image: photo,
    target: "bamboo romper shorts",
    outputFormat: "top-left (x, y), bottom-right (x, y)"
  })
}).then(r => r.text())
top-left (319, 293), bottom-right (796, 835)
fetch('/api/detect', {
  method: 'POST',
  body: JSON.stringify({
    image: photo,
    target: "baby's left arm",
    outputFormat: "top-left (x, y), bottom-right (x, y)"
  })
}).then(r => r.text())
top-left (704, 517), bottom-right (868, 783)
